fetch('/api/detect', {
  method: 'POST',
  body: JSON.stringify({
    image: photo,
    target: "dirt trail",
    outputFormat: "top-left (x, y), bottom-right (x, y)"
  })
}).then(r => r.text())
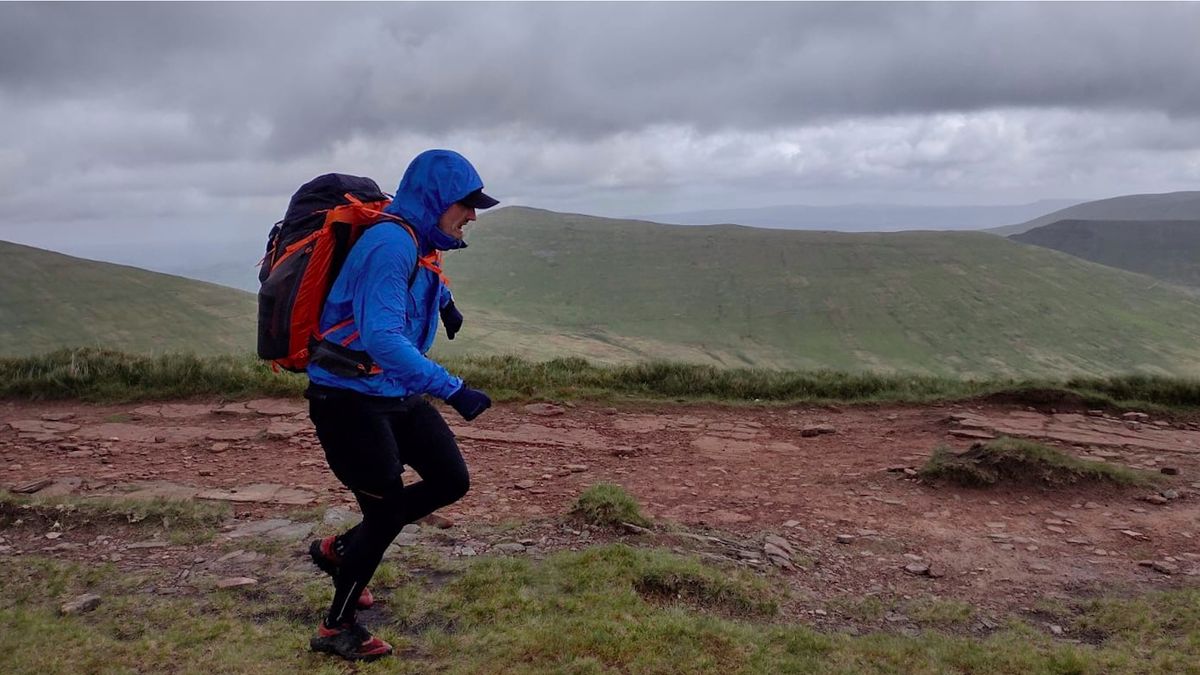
top-left (4, 398), bottom-right (1200, 618)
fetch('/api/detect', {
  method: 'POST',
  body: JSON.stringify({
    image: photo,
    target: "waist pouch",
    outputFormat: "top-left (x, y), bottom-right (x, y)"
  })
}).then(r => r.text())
top-left (308, 336), bottom-right (380, 378)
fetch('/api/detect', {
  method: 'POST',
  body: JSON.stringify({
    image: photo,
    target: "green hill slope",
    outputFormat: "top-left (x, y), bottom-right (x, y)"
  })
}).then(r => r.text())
top-left (436, 207), bottom-right (1200, 377)
top-left (1012, 220), bottom-right (1200, 289)
top-left (0, 240), bottom-right (256, 356)
top-left (991, 191), bottom-right (1200, 236)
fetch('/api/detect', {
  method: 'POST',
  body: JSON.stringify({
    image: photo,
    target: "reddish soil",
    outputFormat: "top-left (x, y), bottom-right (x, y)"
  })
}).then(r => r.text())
top-left (4, 398), bottom-right (1200, 623)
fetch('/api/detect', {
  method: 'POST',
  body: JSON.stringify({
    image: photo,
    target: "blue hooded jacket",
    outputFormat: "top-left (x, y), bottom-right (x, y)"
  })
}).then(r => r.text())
top-left (306, 150), bottom-right (488, 399)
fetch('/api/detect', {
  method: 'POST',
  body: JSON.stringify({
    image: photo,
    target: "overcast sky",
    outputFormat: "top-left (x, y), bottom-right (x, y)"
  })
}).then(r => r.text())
top-left (2, 2), bottom-right (1199, 265)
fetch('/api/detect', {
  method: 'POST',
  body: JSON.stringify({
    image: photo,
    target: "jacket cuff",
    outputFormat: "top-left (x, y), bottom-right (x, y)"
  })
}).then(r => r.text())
top-left (437, 376), bottom-right (464, 401)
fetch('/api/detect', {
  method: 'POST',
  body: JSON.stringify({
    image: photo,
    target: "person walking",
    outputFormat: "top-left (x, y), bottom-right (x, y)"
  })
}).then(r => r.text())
top-left (304, 149), bottom-right (498, 661)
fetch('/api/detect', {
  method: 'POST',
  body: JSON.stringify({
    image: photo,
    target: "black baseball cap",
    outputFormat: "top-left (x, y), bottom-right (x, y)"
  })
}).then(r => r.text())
top-left (458, 188), bottom-right (499, 209)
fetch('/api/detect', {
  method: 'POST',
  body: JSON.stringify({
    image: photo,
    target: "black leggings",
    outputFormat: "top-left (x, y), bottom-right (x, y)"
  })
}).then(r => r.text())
top-left (307, 389), bottom-right (469, 626)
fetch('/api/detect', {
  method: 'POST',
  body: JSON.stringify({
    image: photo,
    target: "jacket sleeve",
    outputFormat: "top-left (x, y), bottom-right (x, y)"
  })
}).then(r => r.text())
top-left (353, 240), bottom-right (463, 400)
top-left (439, 285), bottom-right (454, 309)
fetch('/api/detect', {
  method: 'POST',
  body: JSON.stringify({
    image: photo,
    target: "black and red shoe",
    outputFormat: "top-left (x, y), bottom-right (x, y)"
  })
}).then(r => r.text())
top-left (309, 537), bottom-right (375, 609)
top-left (310, 620), bottom-right (392, 662)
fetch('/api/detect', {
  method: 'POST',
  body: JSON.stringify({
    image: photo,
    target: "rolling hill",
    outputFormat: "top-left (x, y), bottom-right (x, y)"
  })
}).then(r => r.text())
top-left (1012, 220), bottom-right (1200, 289)
top-left (0, 240), bottom-right (256, 356)
top-left (8, 208), bottom-right (1200, 378)
top-left (991, 191), bottom-right (1200, 236)
top-left (434, 207), bottom-right (1200, 377)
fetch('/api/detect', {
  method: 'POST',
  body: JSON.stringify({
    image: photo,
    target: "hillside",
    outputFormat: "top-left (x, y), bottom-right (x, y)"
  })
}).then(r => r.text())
top-left (435, 207), bottom-right (1200, 377)
top-left (641, 199), bottom-right (1080, 232)
top-left (0, 240), bottom-right (256, 356)
top-left (1012, 219), bottom-right (1200, 289)
top-left (991, 191), bottom-right (1200, 236)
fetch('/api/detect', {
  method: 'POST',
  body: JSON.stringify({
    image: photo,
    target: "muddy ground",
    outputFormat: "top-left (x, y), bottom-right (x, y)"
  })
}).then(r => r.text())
top-left (3, 397), bottom-right (1200, 634)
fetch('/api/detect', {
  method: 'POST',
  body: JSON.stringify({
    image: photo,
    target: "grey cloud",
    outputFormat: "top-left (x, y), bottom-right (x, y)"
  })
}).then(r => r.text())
top-left (3, 2), bottom-right (1199, 157)
top-left (3, 2), bottom-right (1200, 261)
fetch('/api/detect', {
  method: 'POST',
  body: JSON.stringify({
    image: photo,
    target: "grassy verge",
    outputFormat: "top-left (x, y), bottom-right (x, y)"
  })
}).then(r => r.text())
top-left (3, 348), bottom-right (1200, 410)
top-left (5, 545), bottom-right (1200, 673)
top-left (0, 491), bottom-right (230, 545)
top-left (920, 438), bottom-right (1155, 487)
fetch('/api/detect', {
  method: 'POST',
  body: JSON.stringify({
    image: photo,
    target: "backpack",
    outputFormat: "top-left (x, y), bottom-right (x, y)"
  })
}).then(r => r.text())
top-left (256, 173), bottom-right (404, 373)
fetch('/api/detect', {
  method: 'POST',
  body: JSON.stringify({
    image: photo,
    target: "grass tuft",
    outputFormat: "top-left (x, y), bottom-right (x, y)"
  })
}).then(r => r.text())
top-left (634, 553), bottom-right (778, 618)
top-left (571, 483), bottom-right (651, 528)
top-left (920, 438), bottom-right (1154, 487)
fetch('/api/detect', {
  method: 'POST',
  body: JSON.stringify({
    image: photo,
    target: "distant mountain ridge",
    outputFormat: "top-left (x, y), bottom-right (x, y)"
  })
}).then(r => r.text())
top-left (1012, 219), bottom-right (1200, 289)
top-left (639, 199), bottom-right (1080, 232)
top-left (0, 240), bottom-right (256, 356)
top-left (992, 191), bottom-right (1200, 236)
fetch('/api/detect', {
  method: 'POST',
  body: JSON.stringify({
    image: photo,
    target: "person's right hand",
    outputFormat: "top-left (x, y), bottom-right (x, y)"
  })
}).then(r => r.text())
top-left (447, 385), bottom-right (492, 421)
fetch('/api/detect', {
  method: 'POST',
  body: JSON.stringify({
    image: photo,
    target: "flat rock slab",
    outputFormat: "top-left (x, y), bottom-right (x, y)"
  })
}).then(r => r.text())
top-left (37, 476), bottom-right (83, 498)
top-left (212, 403), bottom-right (255, 417)
top-left (113, 481), bottom-right (202, 501)
top-left (691, 436), bottom-right (798, 460)
top-left (953, 411), bottom-right (1200, 455)
top-left (59, 593), bottom-right (102, 615)
top-left (612, 416), bottom-right (672, 433)
top-left (197, 483), bottom-right (316, 506)
top-left (245, 399), bottom-right (306, 417)
top-left (9, 477), bottom-right (84, 497)
top-left (206, 428), bottom-right (261, 442)
top-left (323, 507), bottom-right (359, 527)
top-left (76, 423), bottom-right (208, 444)
top-left (266, 421), bottom-right (308, 440)
top-left (453, 424), bottom-right (610, 452)
top-left (10, 478), bottom-right (54, 494)
top-left (8, 420), bottom-right (81, 435)
top-left (701, 509), bottom-right (754, 525)
top-left (132, 404), bottom-right (214, 419)
top-left (523, 403), bottom-right (566, 417)
top-left (224, 518), bottom-right (314, 541)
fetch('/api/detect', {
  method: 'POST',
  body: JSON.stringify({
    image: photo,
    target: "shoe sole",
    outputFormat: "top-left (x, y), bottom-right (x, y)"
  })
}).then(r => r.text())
top-left (310, 637), bottom-right (392, 661)
top-left (309, 540), bottom-right (374, 610)
top-left (308, 540), bottom-right (340, 577)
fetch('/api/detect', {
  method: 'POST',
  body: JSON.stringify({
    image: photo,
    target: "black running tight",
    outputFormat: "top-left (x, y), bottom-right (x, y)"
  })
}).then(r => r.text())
top-left (307, 388), bottom-right (469, 626)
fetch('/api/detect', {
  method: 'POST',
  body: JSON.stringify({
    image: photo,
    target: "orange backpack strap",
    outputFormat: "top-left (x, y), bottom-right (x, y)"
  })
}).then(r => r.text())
top-left (342, 196), bottom-right (453, 288)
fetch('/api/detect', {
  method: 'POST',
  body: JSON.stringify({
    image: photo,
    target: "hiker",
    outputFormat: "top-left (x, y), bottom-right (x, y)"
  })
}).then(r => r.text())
top-left (303, 149), bottom-right (498, 661)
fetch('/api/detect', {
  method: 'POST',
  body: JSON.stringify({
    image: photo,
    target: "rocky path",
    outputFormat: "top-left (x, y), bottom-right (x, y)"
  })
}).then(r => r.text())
top-left (4, 397), bottom-right (1200, 621)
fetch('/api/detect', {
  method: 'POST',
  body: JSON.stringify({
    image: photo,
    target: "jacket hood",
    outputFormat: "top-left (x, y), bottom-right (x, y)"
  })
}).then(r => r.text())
top-left (382, 149), bottom-right (487, 252)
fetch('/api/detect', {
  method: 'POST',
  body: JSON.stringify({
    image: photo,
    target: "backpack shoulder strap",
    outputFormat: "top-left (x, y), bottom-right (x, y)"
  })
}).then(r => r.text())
top-left (380, 216), bottom-right (421, 287)
top-left (338, 194), bottom-right (423, 287)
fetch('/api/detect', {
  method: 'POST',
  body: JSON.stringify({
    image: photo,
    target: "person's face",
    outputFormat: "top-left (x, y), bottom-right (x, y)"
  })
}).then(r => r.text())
top-left (437, 201), bottom-right (476, 241)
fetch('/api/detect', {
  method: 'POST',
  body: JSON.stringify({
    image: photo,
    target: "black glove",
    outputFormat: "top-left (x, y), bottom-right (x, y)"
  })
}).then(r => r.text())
top-left (440, 301), bottom-right (464, 340)
top-left (447, 385), bottom-right (491, 421)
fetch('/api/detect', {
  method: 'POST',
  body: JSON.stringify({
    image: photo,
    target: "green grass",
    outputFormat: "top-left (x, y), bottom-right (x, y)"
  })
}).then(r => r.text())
top-left (571, 483), bottom-right (651, 528)
top-left (7, 546), bottom-right (1200, 673)
top-left (5, 349), bottom-right (1200, 411)
top-left (0, 490), bottom-right (230, 533)
top-left (434, 206), bottom-right (1200, 377)
top-left (920, 438), bottom-right (1155, 487)
top-left (905, 598), bottom-right (977, 630)
top-left (0, 239), bottom-right (256, 357)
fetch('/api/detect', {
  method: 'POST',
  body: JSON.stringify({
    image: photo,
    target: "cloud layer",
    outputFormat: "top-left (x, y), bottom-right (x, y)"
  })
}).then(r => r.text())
top-left (2, 3), bottom-right (1199, 259)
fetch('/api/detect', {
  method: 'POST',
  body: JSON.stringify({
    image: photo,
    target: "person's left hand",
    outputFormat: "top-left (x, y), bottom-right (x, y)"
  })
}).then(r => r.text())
top-left (441, 301), bottom-right (464, 340)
